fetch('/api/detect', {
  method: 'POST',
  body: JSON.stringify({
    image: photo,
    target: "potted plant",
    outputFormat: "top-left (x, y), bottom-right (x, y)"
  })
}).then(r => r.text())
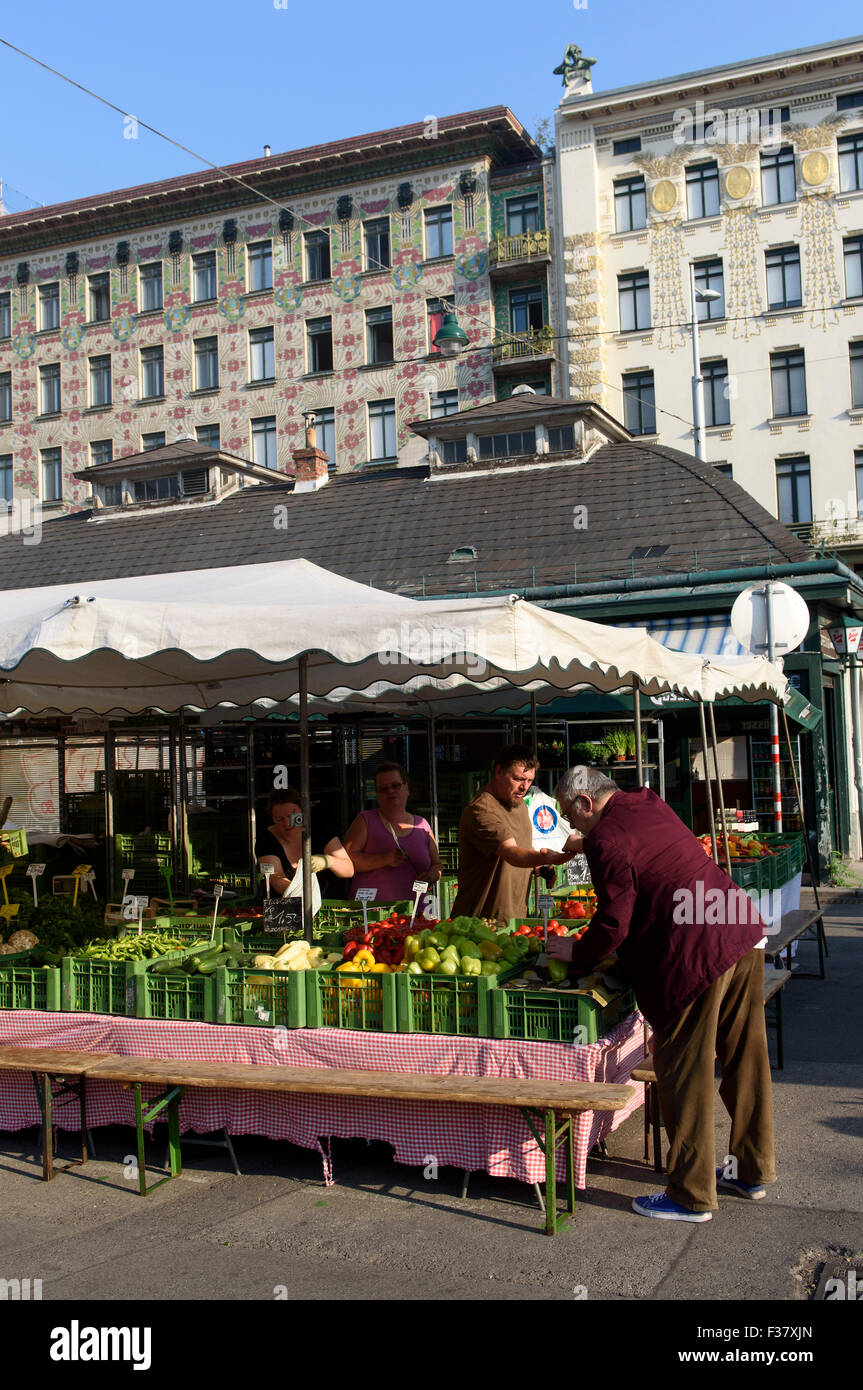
top-left (602, 729), bottom-right (629, 763)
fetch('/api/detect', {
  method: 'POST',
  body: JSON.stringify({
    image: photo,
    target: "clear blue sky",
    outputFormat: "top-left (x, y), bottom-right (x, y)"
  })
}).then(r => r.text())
top-left (1, 1), bottom-right (861, 213)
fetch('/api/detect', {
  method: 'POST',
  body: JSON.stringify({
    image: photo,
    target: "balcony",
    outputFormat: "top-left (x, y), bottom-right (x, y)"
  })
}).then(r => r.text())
top-left (786, 517), bottom-right (863, 550)
top-left (488, 229), bottom-right (551, 281)
top-left (491, 325), bottom-right (555, 370)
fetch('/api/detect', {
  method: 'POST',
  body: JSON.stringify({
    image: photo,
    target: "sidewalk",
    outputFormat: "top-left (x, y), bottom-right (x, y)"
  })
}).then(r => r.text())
top-left (0, 903), bottom-right (860, 1301)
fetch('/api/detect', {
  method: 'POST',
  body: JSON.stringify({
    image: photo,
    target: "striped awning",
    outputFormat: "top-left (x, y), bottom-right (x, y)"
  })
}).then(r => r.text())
top-left (618, 615), bottom-right (744, 656)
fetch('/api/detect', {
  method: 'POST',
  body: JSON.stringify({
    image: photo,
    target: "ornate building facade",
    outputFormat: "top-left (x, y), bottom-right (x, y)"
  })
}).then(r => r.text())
top-left (0, 109), bottom-right (555, 516)
top-left (553, 36), bottom-right (863, 563)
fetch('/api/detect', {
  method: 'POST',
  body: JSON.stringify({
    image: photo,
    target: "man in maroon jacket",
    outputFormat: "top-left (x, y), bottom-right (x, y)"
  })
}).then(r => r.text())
top-left (547, 766), bottom-right (776, 1222)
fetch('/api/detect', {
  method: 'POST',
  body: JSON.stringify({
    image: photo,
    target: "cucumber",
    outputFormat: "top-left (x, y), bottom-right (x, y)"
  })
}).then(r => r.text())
top-left (195, 952), bottom-right (231, 976)
top-left (148, 956), bottom-right (185, 975)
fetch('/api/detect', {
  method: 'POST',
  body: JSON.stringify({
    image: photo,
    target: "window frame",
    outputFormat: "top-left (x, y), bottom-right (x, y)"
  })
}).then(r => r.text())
top-left (313, 406), bottom-right (336, 468)
top-left (40, 447), bottom-right (63, 503)
top-left (141, 431), bottom-right (167, 452)
top-left (765, 245), bottom-right (802, 311)
top-left (306, 316), bottom-right (334, 374)
top-left (760, 145), bottom-right (796, 207)
top-left (0, 454), bottom-right (12, 504)
top-left (0, 293), bottom-right (10, 341)
top-left (505, 194), bottom-right (541, 237)
top-left (0, 371), bottom-right (10, 423)
top-left (88, 273), bottom-right (110, 324)
top-left (247, 240), bottom-right (273, 293)
top-left (770, 349), bottom-right (808, 418)
top-left (694, 259), bottom-right (726, 320)
top-left (618, 271), bottom-right (651, 333)
top-left (509, 285), bottom-right (545, 335)
top-left (88, 354), bottom-right (112, 409)
top-left (844, 235), bottom-right (863, 301)
top-left (194, 336), bottom-right (219, 392)
top-left (140, 345), bottom-right (165, 400)
top-left (39, 362), bottom-right (61, 417)
top-left (368, 398), bottom-right (396, 461)
top-left (39, 282), bottom-right (61, 332)
top-left (775, 456), bottom-right (812, 524)
top-left (365, 306), bottom-right (394, 365)
top-left (251, 415), bottom-right (278, 470)
top-left (686, 161), bottom-right (721, 220)
top-left (304, 231), bottom-right (331, 283)
top-left (838, 132), bottom-right (863, 194)
top-left (195, 424), bottom-right (221, 449)
top-left (138, 262), bottom-right (164, 313)
top-left (363, 218), bottom-right (391, 272)
top-left (614, 175), bottom-right (647, 234)
top-left (192, 251), bottom-right (217, 303)
top-left (430, 388), bottom-right (459, 419)
top-left (424, 206), bottom-right (454, 260)
top-left (248, 326), bottom-right (275, 384)
top-left (621, 369), bottom-right (656, 435)
top-left (89, 439), bottom-right (113, 467)
top-left (850, 341), bottom-right (863, 409)
top-left (701, 358), bottom-right (731, 428)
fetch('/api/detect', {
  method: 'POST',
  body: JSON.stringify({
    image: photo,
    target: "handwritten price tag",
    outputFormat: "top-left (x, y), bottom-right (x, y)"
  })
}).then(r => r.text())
top-left (26, 864), bottom-right (46, 878)
top-left (355, 888), bottom-right (377, 903)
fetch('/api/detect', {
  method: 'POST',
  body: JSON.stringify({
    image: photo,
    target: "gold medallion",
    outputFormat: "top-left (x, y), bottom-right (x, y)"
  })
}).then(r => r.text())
top-left (725, 165), bottom-right (752, 200)
top-left (651, 179), bottom-right (677, 213)
top-left (801, 152), bottom-right (829, 187)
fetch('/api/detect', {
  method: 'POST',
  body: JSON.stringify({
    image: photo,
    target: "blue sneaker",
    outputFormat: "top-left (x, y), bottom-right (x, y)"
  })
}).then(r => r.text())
top-left (716, 1167), bottom-right (766, 1200)
top-left (632, 1192), bottom-right (712, 1222)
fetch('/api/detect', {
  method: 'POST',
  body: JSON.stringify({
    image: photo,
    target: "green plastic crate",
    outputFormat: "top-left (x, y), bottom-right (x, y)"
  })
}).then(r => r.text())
top-left (0, 952), bottom-right (60, 1011)
top-left (150, 916), bottom-right (229, 946)
top-left (394, 964), bottom-right (521, 1038)
top-left (215, 964), bottom-right (307, 1028)
top-left (305, 964), bottom-right (398, 1032)
top-left (136, 968), bottom-right (215, 1023)
top-left (61, 957), bottom-right (138, 1016)
top-left (438, 875), bottom-right (458, 919)
top-left (729, 858), bottom-right (768, 893)
top-left (0, 828), bottom-right (28, 859)
top-left (491, 983), bottom-right (638, 1044)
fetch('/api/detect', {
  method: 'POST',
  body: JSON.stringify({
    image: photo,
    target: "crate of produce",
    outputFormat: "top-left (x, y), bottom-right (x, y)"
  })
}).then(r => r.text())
top-left (60, 933), bottom-right (192, 1016)
top-left (136, 968), bottom-right (216, 1023)
top-left (757, 841), bottom-right (794, 890)
top-left (728, 858), bottom-right (768, 894)
top-left (438, 874), bottom-right (458, 919)
top-left (491, 983), bottom-right (638, 1044)
top-left (306, 963), bottom-right (399, 1032)
top-left (0, 952), bottom-right (61, 1011)
top-left (0, 828), bottom-right (28, 859)
top-left (150, 915), bottom-right (228, 945)
top-left (394, 964), bottom-right (521, 1038)
top-left (215, 964), bottom-right (308, 1029)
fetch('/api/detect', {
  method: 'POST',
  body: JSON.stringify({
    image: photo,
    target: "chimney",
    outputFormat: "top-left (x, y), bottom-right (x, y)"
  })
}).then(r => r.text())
top-left (264, 144), bottom-right (271, 157)
top-left (292, 414), bottom-right (329, 491)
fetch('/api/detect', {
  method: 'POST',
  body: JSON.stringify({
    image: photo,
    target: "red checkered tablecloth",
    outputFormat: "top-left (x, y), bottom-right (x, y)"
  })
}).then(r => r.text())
top-left (0, 1011), bottom-right (646, 1188)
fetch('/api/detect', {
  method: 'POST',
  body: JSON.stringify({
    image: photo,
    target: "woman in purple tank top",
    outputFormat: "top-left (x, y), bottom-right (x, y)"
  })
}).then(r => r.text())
top-left (343, 762), bottom-right (442, 904)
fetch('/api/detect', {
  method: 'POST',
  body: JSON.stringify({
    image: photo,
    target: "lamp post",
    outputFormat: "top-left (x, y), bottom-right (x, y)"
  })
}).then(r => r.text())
top-left (690, 266), bottom-right (721, 461)
top-left (828, 614), bottom-right (863, 854)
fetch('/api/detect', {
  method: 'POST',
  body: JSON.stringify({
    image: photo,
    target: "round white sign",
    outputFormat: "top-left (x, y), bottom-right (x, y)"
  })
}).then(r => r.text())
top-left (730, 582), bottom-right (810, 657)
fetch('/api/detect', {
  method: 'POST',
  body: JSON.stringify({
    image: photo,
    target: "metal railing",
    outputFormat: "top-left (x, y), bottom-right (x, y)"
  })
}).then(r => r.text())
top-left (488, 228), bottom-right (551, 266)
top-left (786, 517), bottom-right (863, 547)
top-left (491, 326), bottom-right (555, 363)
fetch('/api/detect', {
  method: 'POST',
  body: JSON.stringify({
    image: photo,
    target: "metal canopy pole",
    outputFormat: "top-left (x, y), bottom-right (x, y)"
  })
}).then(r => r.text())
top-left (633, 678), bottom-right (643, 784)
top-left (298, 654), bottom-right (313, 946)
top-left (697, 698), bottom-right (719, 861)
top-left (530, 692), bottom-right (538, 758)
top-left (177, 710), bottom-right (189, 894)
top-left (781, 705), bottom-right (822, 914)
top-left (428, 716), bottom-right (439, 842)
top-left (764, 582), bottom-right (783, 832)
top-left (708, 702), bottom-right (731, 870)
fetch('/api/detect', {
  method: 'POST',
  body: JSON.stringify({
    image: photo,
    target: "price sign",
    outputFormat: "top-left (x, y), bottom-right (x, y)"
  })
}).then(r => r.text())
top-left (210, 883), bottom-right (224, 940)
top-left (566, 854), bottom-right (591, 886)
top-left (26, 861), bottom-right (45, 906)
top-left (123, 895), bottom-right (149, 932)
top-left (83, 870), bottom-right (98, 901)
top-left (355, 886), bottom-right (377, 930)
top-left (263, 899), bottom-right (302, 934)
top-left (261, 862), bottom-right (275, 900)
top-left (409, 881), bottom-right (429, 932)
top-left (538, 894), bottom-right (554, 946)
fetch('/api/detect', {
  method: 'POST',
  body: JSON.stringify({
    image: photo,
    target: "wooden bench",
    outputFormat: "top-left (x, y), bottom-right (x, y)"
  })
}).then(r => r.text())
top-left (632, 968), bottom-right (794, 1172)
top-left (763, 907), bottom-right (827, 979)
top-left (0, 1046), bottom-right (634, 1236)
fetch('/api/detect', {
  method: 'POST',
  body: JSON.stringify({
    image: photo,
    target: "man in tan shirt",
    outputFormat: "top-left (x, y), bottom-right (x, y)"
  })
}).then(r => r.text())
top-left (452, 744), bottom-right (576, 923)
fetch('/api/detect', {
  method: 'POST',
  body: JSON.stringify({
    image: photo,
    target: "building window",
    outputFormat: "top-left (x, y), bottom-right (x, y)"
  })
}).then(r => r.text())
top-left (851, 342), bottom-right (863, 408)
top-left (140, 346), bottom-right (164, 399)
top-left (364, 218), bottom-right (391, 272)
top-left (510, 286), bottom-right (545, 334)
top-left (547, 424), bottom-right (576, 452)
top-left (0, 372), bottom-right (9, 423)
top-left (314, 407), bottom-right (336, 467)
top-left (141, 431), bottom-right (166, 450)
top-left (686, 161), bottom-right (720, 220)
top-left (844, 236), bottom-right (863, 300)
top-left (194, 337), bottom-right (219, 391)
top-left (134, 474), bottom-right (178, 500)
top-left (694, 259), bottom-right (725, 319)
top-left (251, 416), bottom-right (277, 469)
top-left (89, 355), bottom-right (112, 408)
top-left (613, 136), bottom-right (641, 156)
top-left (838, 90), bottom-right (863, 112)
top-left (90, 439), bottom-right (113, 466)
top-left (0, 455), bottom-right (12, 503)
top-left (306, 317), bottom-right (333, 373)
top-left (622, 370), bottom-right (656, 435)
top-left (505, 194), bottom-right (541, 236)
top-left (193, 252), bottom-right (217, 302)
top-left (839, 133), bottom-right (863, 193)
top-left (247, 241), bottom-right (273, 292)
top-left (88, 273), bottom-right (110, 322)
top-left (368, 399), bottom-right (396, 460)
top-left (305, 231), bottom-right (331, 282)
top-left (196, 424), bottom-right (221, 449)
top-left (776, 457), bottom-right (812, 524)
top-left (714, 463), bottom-right (733, 478)
top-left (477, 429), bottom-right (536, 459)
top-left (41, 448), bottom-right (62, 502)
top-left (441, 438), bottom-right (467, 464)
top-left (770, 349), bottom-right (807, 417)
top-left (39, 282), bottom-right (60, 331)
top-left (0, 293), bottom-right (10, 340)
top-left (618, 271), bottom-right (650, 332)
top-left (138, 262), bottom-right (163, 312)
top-left (249, 327), bottom-right (275, 382)
top-left (366, 306), bottom-right (394, 364)
top-left (766, 246), bottom-right (802, 310)
top-left (761, 146), bottom-right (796, 206)
top-left (39, 363), bottom-right (61, 416)
top-left (702, 359), bottom-right (731, 427)
top-left (759, 106), bottom-right (790, 137)
top-left (430, 388), bottom-right (459, 418)
top-left (856, 450), bottom-right (863, 517)
top-left (614, 176), bottom-right (647, 233)
top-left (427, 296), bottom-right (455, 354)
top-left (424, 206), bottom-right (453, 260)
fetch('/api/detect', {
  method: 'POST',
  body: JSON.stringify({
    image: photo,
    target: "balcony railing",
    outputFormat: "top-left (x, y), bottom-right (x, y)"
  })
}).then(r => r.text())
top-left (488, 229), bottom-right (551, 267)
top-left (491, 326), bottom-right (555, 364)
top-left (786, 517), bottom-right (863, 547)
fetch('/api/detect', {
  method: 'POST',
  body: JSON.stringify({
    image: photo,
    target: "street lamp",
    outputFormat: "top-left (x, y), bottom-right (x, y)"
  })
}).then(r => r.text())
top-left (690, 266), bottom-right (721, 462)
top-left (829, 614), bottom-right (863, 850)
top-left (432, 310), bottom-right (470, 358)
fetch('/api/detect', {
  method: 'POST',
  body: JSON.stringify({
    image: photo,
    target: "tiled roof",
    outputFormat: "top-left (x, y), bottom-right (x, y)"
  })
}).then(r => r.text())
top-left (0, 439), bottom-right (811, 598)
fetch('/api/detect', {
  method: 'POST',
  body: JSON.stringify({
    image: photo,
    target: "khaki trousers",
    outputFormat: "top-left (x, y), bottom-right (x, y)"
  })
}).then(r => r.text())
top-left (651, 948), bottom-right (776, 1212)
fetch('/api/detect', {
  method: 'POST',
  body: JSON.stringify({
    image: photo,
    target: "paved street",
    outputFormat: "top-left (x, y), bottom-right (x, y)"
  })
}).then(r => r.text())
top-left (0, 904), bottom-right (860, 1304)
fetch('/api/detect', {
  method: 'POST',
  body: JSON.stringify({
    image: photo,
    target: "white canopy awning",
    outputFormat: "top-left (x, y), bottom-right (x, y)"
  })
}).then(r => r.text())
top-left (0, 559), bottom-right (788, 716)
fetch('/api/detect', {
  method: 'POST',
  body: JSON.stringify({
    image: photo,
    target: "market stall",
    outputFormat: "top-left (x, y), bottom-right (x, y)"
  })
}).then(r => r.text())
top-left (0, 559), bottom-right (796, 1199)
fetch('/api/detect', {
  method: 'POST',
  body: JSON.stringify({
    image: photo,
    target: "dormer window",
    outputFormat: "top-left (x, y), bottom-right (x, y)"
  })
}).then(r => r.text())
top-left (547, 424), bottom-right (575, 452)
top-left (441, 439), bottom-right (467, 464)
top-left (134, 475), bottom-right (180, 502)
top-left (477, 428), bottom-right (536, 460)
